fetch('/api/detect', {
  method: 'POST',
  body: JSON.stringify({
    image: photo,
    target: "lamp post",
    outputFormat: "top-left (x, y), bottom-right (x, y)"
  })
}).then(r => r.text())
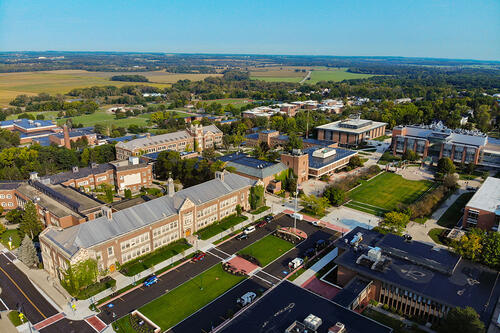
top-left (293, 191), bottom-right (298, 233)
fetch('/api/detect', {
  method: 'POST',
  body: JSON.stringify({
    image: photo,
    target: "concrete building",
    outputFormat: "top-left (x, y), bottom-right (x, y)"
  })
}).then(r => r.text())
top-left (39, 172), bottom-right (258, 277)
top-left (245, 130), bottom-right (337, 149)
top-left (218, 152), bottom-right (288, 190)
top-left (463, 177), bottom-right (500, 231)
top-left (316, 119), bottom-right (387, 147)
top-left (41, 157), bottom-right (152, 194)
top-left (0, 118), bottom-right (62, 144)
top-left (281, 147), bottom-right (357, 182)
top-left (392, 122), bottom-right (500, 167)
top-left (333, 227), bottom-right (500, 324)
top-left (115, 124), bottom-right (222, 160)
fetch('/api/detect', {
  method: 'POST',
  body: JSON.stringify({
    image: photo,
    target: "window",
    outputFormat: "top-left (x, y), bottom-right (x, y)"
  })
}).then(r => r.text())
top-left (107, 246), bottom-right (114, 256)
top-left (8, 202), bottom-right (13, 207)
top-left (1, 203), bottom-right (5, 207)
top-left (0, 194), bottom-right (4, 199)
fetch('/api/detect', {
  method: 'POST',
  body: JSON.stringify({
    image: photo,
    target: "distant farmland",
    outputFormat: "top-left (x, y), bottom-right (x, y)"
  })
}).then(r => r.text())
top-left (250, 67), bottom-right (374, 83)
top-left (0, 70), bottom-right (221, 107)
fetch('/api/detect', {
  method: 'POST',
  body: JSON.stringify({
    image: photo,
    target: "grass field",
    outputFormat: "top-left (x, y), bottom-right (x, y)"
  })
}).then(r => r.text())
top-left (201, 98), bottom-right (254, 108)
top-left (0, 70), bottom-right (221, 107)
top-left (348, 172), bottom-right (434, 214)
top-left (0, 229), bottom-right (21, 249)
top-left (238, 235), bottom-right (295, 267)
top-left (250, 67), bottom-right (374, 84)
top-left (437, 192), bottom-right (474, 228)
top-left (307, 69), bottom-right (374, 83)
top-left (428, 228), bottom-right (447, 245)
top-left (139, 263), bottom-right (245, 330)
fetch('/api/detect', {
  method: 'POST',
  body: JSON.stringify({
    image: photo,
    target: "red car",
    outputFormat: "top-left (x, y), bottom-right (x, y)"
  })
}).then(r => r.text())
top-left (256, 221), bottom-right (267, 228)
top-left (192, 252), bottom-right (206, 262)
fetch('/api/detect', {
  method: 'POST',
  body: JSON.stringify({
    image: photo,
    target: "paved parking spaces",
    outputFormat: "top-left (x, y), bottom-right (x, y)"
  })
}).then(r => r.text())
top-left (323, 207), bottom-right (381, 231)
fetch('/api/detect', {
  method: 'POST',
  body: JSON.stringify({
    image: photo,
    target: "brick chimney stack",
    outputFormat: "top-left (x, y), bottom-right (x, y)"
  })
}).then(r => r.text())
top-left (63, 124), bottom-right (71, 149)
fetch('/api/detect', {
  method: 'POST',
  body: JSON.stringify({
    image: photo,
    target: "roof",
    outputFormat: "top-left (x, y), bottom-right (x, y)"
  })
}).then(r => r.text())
top-left (115, 131), bottom-right (191, 151)
top-left (334, 227), bottom-right (500, 322)
top-left (332, 277), bottom-right (371, 308)
top-left (306, 147), bottom-right (357, 170)
top-left (396, 124), bottom-right (488, 147)
top-left (466, 177), bottom-right (500, 213)
top-left (51, 127), bottom-right (96, 139)
top-left (0, 118), bottom-right (56, 130)
top-left (0, 181), bottom-right (23, 190)
top-left (202, 125), bottom-right (223, 134)
top-left (106, 134), bottom-right (147, 143)
top-left (43, 172), bottom-right (256, 256)
top-left (43, 164), bottom-right (113, 185)
top-left (316, 119), bottom-right (387, 134)
top-left (219, 281), bottom-right (393, 333)
top-left (218, 153), bottom-right (287, 179)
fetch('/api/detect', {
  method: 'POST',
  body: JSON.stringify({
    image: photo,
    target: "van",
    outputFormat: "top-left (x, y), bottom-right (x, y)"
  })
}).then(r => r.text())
top-left (288, 258), bottom-right (304, 270)
top-left (289, 212), bottom-right (303, 220)
top-left (243, 226), bottom-right (256, 234)
top-left (237, 292), bottom-right (256, 306)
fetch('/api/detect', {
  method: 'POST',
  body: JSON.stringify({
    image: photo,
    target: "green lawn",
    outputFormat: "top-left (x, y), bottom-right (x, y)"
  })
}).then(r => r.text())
top-left (428, 228), bottom-right (447, 245)
top-left (112, 315), bottom-right (136, 333)
top-left (196, 215), bottom-right (248, 240)
top-left (307, 69), bottom-right (374, 83)
top-left (437, 192), bottom-right (474, 228)
top-left (139, 263), bottom-right (245, 331)
top-left (202, 98), bottom-right (254, 108)
top-left (344, 201), bottom-right (388, 216)
top-left (238, 235), bottom-right (295, 267)
top-left (8, 311), bottom-right (26, 326)
top-left (250, 206), bottom-right (270, 215)
top-left (348, 172), bottom-right (433, 212)
top-left (120, 239), bottom-right (192, 276)
top-left (57, 110), bottom-right (150, 128)
top-left (0, 229), bottom-right (21, 249)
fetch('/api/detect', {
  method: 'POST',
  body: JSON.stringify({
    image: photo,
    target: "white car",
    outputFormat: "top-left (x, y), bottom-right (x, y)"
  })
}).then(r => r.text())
top-left (243, 226), bottom-right (256, 234)
top-left (237, 292), bottom-right (256, 306)
top-left (288, 258), bottom-right (304, 270)
top-left (289, 212), bottom-right (303, 220)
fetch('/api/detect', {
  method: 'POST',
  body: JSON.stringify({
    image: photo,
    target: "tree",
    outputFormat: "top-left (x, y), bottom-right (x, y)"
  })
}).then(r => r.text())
top-left (300, 194), bottom-right (330, 216)
top-left (443, 173), bottom-right (458, 189)
top-left (236, 204), bottom-right (242, 216)
top-left (348, 155), bottom-right (364, 169)
top-left (437, 157), bottom-right (456, 175)
top-left (439, 307), bottom-right (485, 333)
top-left (286, 133), bottom-right (303, 151)
top-left (381, 211), bottom-right (410, 234)
top-left (481, 232), bottom-right (500, 269)
top-left (18, 235), bottom-right (40, 268)
top-left (5, 209), bottom-right (22, 224)
top-left (454, 228), bottom-right (484, 262)
top-left (61, 258), bottom-right (99, 296)
top-left (402, 149), bottom-right (418, 161)
top-left (19, 201), bottom-right (43, 240)
top-left (249, 185), bottom-right (264, 210)
top-left (124, 189), bottom-right (132, 199)
top-left (324, 186), bottom-right (347, 206)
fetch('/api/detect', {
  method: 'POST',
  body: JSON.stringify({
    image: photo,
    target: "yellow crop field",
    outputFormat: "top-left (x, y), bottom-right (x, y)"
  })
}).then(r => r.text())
top-left (0, 70), bottom-right (221, 107)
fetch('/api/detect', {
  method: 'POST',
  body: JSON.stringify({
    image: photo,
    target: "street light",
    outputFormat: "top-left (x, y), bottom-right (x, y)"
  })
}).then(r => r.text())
top-left (293, 191), bottom-right (298, 233)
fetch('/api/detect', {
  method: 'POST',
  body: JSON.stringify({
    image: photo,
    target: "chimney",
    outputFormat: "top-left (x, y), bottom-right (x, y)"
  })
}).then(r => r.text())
top-left (167, 177), bottom-right (175, 197)
top-left (63, 124), bottom-right (71, 149)
top-left (72, 166), bottom-right (79, 173)
top-left (91, 162), bottom-right (98, 169)
top-left (29, 172), bottom-right (39, 180)
top-left (102, 206), bottom-right (112, 220)
top-left (215, 171), bottom-right (225, 182)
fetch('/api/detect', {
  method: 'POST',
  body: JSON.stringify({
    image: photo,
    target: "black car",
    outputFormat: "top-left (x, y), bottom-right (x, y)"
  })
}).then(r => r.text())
top-left (236, 233), bottom-right (249, 240)
top-left (304, 248), bottom-right (316, 257)
top-left (315, 239), bottom-right (326, 249)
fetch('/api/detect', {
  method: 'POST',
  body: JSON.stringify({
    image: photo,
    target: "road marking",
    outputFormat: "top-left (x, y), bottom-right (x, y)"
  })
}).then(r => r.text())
top-left (211, 247), bottom-right (231, 257)
top-left (251, 273), bottom-right (274, 285)
top-left (206, 250), bottom-right (225, 261)
top-left (258, 270), bottom-right (281, 282)
top-left (0, 297), bottom-right (8, 310)
top-left (2, 253), bottom-right (13, 263)
top-left (0, 265), bottom-right (47, 319)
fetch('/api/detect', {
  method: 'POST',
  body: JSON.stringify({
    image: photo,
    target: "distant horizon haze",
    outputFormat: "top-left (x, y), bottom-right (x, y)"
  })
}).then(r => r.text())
top-left (1, 0), bottom-right (499, 61)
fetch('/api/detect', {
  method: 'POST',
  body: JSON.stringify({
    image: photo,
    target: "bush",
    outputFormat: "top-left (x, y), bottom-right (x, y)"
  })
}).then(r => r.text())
top-left (383, 304), bottom-right (389, 310)
top-left (324, 186), bottom-right (348, 206)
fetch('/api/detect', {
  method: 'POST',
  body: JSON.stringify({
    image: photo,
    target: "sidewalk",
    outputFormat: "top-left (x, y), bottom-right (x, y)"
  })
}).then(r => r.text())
top-left (0, 311), bottom-right (18, 333)
top-left (292, 247), bottom-right (339, 286)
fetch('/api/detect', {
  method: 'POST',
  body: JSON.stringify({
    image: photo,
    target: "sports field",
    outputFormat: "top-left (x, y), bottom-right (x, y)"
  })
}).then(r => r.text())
top-left (139, 263), bottom-right (245, 330)
top-left (346, 172), bottom-right (434, 215)
top-left (238, 235), bottom-right (295, 267)
top-left (0, 70), bottom-right (220, 106)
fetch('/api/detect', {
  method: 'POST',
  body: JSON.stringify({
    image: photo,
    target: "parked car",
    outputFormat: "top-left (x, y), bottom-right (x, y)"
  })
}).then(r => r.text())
top-left (236, 233), bottom-right (249, 240)
top-left (192, 252), bottom-right (206, 262)
top-left (315, 239), bottom-right (326, 249)
top-left (243, 226), bottom-right (256, 234)
top-left (237, 292), bottom-right (257, 306)
top-left (264, 215), bottom-right (273, 222)
top-left (288, 258), bottom-right (304, 270)
top-left (256, 220), bottom-right (267, 228)
top-left (143, 275), bottom-right (159, 287)
top-left (310, 220), bottom-right (321, 227)
top-left (289, 212), bottom-right (303, 220)
top-left (304, 248), bottom-right (316, 257)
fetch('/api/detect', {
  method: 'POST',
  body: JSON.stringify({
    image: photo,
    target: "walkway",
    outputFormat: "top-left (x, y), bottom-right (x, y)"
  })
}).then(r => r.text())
top-left (299, 70), bottom-right (311, 84)
top-left (292, 247), bottom-right (339, 286)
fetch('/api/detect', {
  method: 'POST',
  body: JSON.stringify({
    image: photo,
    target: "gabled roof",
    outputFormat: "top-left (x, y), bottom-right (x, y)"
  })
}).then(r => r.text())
top-left (43, 172), bottom-right (256, 256)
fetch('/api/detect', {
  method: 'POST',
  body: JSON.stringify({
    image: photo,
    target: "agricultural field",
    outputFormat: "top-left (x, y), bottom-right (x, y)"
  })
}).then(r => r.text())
top-left (0, 70), bottom-right (220, 107)
top-left (250, 66), bottom-right (374, 83)
top-left (347, 172), bottom-right (434, 215)
top-left (200, 98), bottom-right (254, 108)
top-left (307, 69), bottom-right (374, 83)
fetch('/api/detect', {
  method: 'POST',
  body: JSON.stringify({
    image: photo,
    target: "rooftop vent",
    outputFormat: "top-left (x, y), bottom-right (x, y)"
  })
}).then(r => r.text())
top-left (350, 232), bottom-right (363, 246)
top-left (328, 322), bottom-right (345, 333)
top-left (304, 314), bottom-right (322, 331)
top-left (72, 166), bottom-right (79, 173)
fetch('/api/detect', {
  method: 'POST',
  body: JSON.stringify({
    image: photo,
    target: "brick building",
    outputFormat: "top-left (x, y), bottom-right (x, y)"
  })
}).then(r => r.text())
top-left (316, 119), bottom-right (387, 146)
top-left (391, 122), bottom-right (500, 166)
top-left (115, 124), bottom-right (222, 160)
top-left (245, 130), bottom-right (337, 149)
top-left (48, 126), bottom-right (97, 147)
top-left (333, 227), bottom-right (500, 324)
top-left (41, 157), bottom-right (152, 194)
top-left (39, 172), bottom-right (258, 278)
top-left (463, 177), bottom-right (500, 231)
top-left (281, 147), bottom-right (357, 183)
top-left (0, 118), bottom-right (62, 144)
top-left (0, 182), bottom-right (22, 212)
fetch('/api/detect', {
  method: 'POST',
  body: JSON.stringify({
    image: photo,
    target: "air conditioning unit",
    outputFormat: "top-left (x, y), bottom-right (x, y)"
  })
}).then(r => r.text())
top-left (328, 322), bottom-right (345, 333)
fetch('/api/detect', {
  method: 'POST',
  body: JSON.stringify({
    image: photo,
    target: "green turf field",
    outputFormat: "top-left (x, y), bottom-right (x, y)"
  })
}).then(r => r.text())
top-left (238, 235), bottom-right (295, 267)
top-left (348, 172), bottom-right (433, 213)
top-left (139, 263), bottom-right (245, 330)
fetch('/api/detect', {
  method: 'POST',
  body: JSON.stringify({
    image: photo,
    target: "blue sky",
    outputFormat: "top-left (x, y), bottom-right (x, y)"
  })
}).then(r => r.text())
top-left (1, 0), bottom-right (499, 60)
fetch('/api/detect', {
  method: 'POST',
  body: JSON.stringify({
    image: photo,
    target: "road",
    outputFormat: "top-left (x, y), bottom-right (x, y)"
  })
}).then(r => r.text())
top-left (299, 70), bottom-right (312, 84)
top-left (0, 253), bottom-right (95, 333)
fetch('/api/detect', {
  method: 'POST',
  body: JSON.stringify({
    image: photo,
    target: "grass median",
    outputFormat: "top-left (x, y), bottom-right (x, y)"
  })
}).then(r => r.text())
top-left (238, 234), bottom-right (295, 267)
top-left (138, 263), bottom-right (245, 330)
top-left (437, 192), bottom-right (474, 228)
top-left (196, 214), bottom-right (248, 240)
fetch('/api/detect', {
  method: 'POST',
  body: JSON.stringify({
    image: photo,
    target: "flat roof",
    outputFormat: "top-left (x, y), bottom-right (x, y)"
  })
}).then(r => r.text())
top-left (218, 153), bottom-right (287, 179)
top-left (466, 177), bottom-right (500, 213)
top-left (219, 281), bottom-right (392, 333)
top-left (306, 147), bottom-right (357, 170)
top-left (316, 119), bottom-right (387, 134)
top-left (0, 118), bottom-right (56, 130)
top-left (332, 277), bottom-right (371, 308)
top-left (334, 227), bottom-right (500, 322)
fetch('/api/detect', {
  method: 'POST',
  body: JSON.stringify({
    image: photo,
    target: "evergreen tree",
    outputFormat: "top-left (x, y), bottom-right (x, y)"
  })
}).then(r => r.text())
top-left (18, 235), bottom-right (40, 268)
top-left (439, 307), bottom-right (485, 333)
top-left (19, 201), bottom-right (43, 239)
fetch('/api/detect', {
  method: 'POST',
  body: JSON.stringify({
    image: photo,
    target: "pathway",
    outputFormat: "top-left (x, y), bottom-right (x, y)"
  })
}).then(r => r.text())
top-left (299, 71), bottom-right (311, 84)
